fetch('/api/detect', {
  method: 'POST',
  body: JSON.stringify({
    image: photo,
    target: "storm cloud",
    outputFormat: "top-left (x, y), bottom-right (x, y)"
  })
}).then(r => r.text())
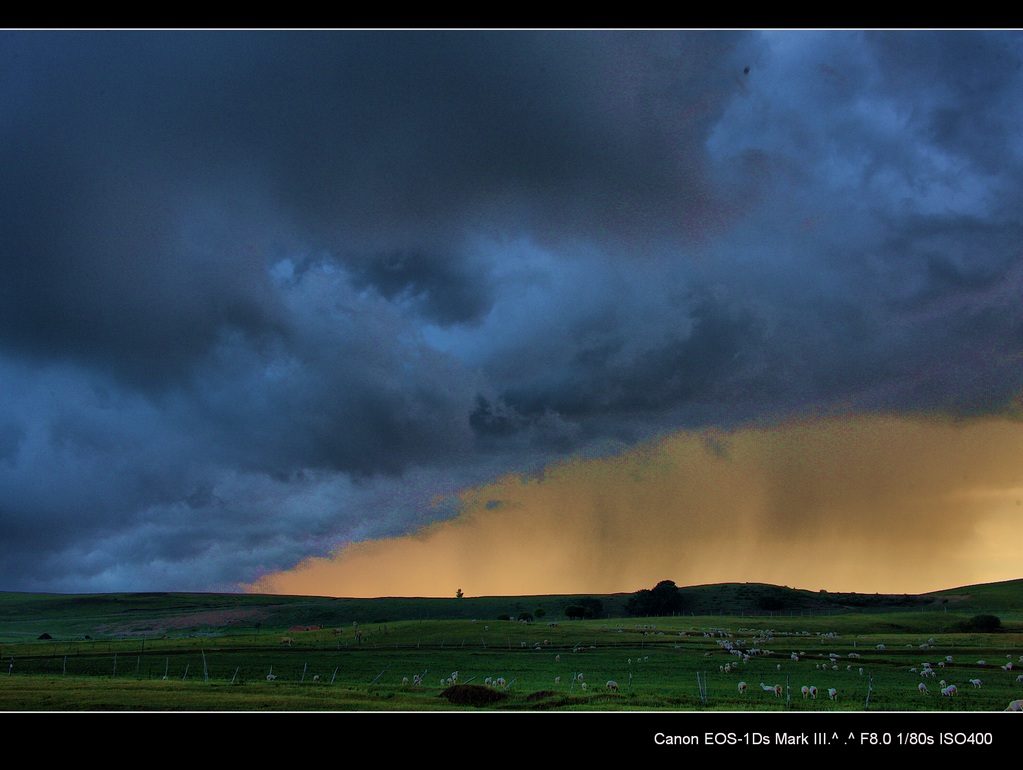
top-left (0, 30), bottom-right (1020, 594)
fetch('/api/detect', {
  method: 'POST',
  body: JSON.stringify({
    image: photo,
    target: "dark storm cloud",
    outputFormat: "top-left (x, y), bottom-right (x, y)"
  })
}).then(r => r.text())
top-left (0, 30), bottom-right (1021, 593)
top-left (494, 295), bottom-right (761, 422)
top-left (865, 31), bottom-right (1023, 176)
top-left (0, 30), bottom-right (751, 391)
top-left (345, 249), bottom-right (494, 326)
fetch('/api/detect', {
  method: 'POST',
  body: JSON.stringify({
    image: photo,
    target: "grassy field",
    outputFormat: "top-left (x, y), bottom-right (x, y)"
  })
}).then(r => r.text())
top-left (1, 581), bottom-right (1021, 712)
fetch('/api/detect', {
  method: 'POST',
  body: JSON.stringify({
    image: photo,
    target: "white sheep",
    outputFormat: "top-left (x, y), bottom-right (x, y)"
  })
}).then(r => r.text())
top-left (1005, 699), bottom-right (1023, 711)
top-left (266, 674), bottom-right (277, 681)
top-left (918, 682), bottom-right (929, 694)
top-left (800, 685), bottom-right (809, 699)
top-left (809, 685), bottom-right (818, 699)
top-left (941, 685), bottom-right (957, 697)
top-left (581, 682), bottom-right (587, 690)
top-left (738, 681), bottom-right (747, 694)
top-left (969, 678), bottom-right (981, 688)
top-left (606, 680), bottom-right (619, 692)
top-left (554, 676), bottom-right (560, 684)
top-left (828, 688), bottom-right (838, 701)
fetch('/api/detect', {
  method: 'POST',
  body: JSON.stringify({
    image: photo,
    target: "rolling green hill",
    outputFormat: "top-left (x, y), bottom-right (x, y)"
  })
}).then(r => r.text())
top-left (0, 578), bottom-right (1019, 642)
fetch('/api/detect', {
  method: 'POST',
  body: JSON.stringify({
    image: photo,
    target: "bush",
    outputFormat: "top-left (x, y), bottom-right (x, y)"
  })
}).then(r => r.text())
top-left (954, 614), bottom-right (1003, 632)
top-left (579, 598), bottom-right (603, 618)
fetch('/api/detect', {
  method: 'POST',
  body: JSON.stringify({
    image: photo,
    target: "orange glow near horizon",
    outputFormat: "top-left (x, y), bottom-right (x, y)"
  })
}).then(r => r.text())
top-left (244, 413), bottom-right (1023, 598)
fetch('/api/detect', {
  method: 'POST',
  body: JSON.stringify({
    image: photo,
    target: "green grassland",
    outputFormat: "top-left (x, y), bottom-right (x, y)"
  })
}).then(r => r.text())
top-left (1, 580), bottom-right (1021, 711)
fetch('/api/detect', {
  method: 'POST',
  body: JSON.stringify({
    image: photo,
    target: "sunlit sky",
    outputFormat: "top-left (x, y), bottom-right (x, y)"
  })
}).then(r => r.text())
top-left (1, 30), bottom-right (1021, 597)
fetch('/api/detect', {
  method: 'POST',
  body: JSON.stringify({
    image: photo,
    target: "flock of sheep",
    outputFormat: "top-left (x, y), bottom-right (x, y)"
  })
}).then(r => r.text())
top-left (257, 621), bottom-right (1023, 710)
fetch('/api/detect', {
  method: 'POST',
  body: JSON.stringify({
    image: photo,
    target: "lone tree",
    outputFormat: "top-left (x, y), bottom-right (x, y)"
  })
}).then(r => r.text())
top-left (455, 588), bottom-right (464, 599)
top-left (627, 579), bottom-right (684, 617)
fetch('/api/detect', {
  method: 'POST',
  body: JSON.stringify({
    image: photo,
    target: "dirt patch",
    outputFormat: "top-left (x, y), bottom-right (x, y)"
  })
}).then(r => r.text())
top-left (95, 607), bottom-right (273, 636)
top-left (440, 684), bottom-right (509, 707)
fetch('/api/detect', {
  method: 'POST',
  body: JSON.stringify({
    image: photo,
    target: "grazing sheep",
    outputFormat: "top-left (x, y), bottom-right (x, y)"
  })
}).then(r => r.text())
top-left (828, 688), bottom-right (838, 701)
top-left (555, 677), bottom-right (560, 684)
top-left (266, 674), bottom-right (277, 681)
top-left (941, 685), bottom-right (957, 697)
top-left (402, 677), bottom-right (409, 685)
top-left (738, 681), bottom-right (747, 695)
top-left (280, 637), bottom-right (293, 646)
top-left (581, 682), bottom-right (587, 690)
top-left (312, 675), bottom-right (320, 682)
top-left (969, 678), bottom-right (982, 688)
top-left (606, 680), bottom-right (619, 692)
top-left (918, 682), bottom-right (929, 694)
top-left (759, 682), bottom-right (775, 693)
top-left (1005, 699), bottom-right (1023, 711)
top-left (801, 685), bottom-right (809, 699)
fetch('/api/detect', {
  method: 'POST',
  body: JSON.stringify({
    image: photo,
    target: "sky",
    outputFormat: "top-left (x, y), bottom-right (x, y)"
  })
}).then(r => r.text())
top-left (1, 30), bottom-right (1021, 597)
